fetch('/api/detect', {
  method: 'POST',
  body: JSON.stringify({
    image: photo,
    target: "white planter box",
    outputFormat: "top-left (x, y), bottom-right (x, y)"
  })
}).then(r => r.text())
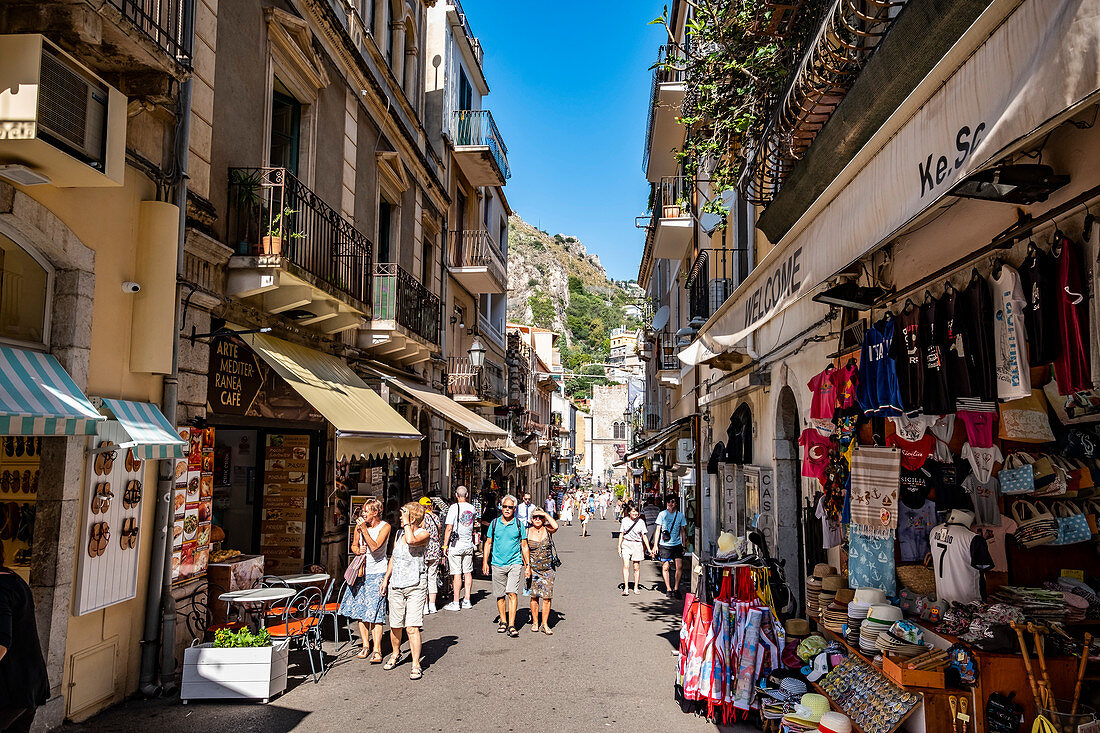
top-left (181, 643), bottom-right (289, 703)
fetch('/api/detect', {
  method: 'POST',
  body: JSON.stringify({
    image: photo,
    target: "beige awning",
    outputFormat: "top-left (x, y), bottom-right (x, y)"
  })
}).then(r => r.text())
top-left (243, 333), bottom-right (421, 459)
top-left (500, 440), bottom-right (535, 467)
top-left (377, 374), bottom-right (508, 449)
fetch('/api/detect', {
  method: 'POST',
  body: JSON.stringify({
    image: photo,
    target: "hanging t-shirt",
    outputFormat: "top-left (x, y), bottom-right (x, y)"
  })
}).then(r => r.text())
top-left (893, 304), bottom-right (924, 414)
top-left (1052, 236), bottom-right (1092, 395)
top-left (832, 363), bottom-right (859, 411)
top-left (898, 499), bottom-right (937, 562)
top-left (964, 274), bottom-right (997, 402)
top-left (989, 265), bottom-right (1032, 401)
top-left (928, 459), bottom-right (971, 516)
top-left (978, 516), bottom-right (1018, 572)
top-left (928, 414), bottom-right (956, 463)
top-left (939, 287), bottom-right (975, 401)
top-left (921, 298), bottom-right (953, 414)
top-left (815, 495), bottom-right (842, 550)
top-left (857, 316), bottom-right (903, 416)
top-left (1020, 247), bottom-right (1059, 367)
top-left (898, 467), bottom-right (933, 509)
top-left (799, 428), bottom-right (834, 484)
top-left (930, 522), bottom-right (994, 605)
top-left (962, 473), bottom-right (1001, 527)
top-left (886, 432), bottom-right (935, 471)
top-left (889, 414), bottom-right (932, 442)
top-left (961, 442), bottom-right (1003, 484)
top-left (808, 366), bottom-right (838, 420)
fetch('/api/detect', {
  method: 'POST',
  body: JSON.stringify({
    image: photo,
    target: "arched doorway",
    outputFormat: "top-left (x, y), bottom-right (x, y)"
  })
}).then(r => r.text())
top-left (774, 385), bottom-right (805, 612)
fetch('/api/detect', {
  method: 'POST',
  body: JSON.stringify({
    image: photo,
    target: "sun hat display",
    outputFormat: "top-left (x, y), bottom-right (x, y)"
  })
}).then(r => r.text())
top-left (854, 587), bottom-right (887, 604)
top-left (813, 563), bottom-right (837, 578)
top-left (867, 603), bottom-right (903, 624)
top-left (784, 693), bottom-right (831, 726)
top-left (818, 711), bottom-right (853, 733)
top-left (875, 619), bottom-right (929, 657)
top-left (764, 676), bottom-right (809, 702)
top-left (834, 588), bottom-right (855, 604)
top-left (797, 634), bottom-right (827, 661)
top-left (786, 618), bottom-right (812, 637)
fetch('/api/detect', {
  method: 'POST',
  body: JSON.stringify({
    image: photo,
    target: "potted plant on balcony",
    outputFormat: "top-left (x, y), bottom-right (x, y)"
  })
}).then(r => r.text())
top-left (262, 207), bottom-right (301, 256)
top-left (662, 197), bottom-right (687, 219)
top-left (181, 627), bottom-right (289, 703)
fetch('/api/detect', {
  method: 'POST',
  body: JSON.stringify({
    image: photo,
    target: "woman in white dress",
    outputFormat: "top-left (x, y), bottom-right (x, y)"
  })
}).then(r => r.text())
top-left (561, 491), bottom-right (574, 525)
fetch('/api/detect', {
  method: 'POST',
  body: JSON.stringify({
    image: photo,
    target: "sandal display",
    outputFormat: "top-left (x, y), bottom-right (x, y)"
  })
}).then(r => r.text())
top-left (87, 522), bottom-right (109, 558)
top-left (0, 470), bottom-right (9, 493)
top-left (21, 469), bottom-right (31, 493)
top-left (120, 517), bottom-right (138, 550)
top-left (2, 437), bottom-right (12, 457)
top-left (100, 442), bottom-right (116, 474)
top-left (125, 449), bottom-right (142, 473)
top-left (123, 480), bottom-right (142, 509)
top-left (91, 482), bottom-right (112, 514)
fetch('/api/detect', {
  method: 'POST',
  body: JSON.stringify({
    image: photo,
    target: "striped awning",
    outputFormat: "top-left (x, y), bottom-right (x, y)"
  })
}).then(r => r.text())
top-left (0, 345), bottom-right (105, 436)
top-left (99, 399), bottom-right (187, 460)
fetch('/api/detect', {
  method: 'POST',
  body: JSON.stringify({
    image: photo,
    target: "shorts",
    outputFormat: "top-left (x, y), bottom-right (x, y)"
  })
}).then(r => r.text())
top-left (659, 544), bottom-right (684, 562)
top-left (388, 580), bottom-right (427, 628)
top-left (447, 546), bottom-right (474, 575)
top-left (426, 560), bottom-right (439, 591)
top-left (492, 563), bottom-right (523, 597)
top-left (621, 539), bottom-right (644, 563)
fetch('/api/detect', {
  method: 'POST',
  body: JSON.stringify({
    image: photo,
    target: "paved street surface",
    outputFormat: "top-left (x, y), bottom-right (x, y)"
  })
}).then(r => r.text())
top-left (61, 519), bottom-right (753, 732)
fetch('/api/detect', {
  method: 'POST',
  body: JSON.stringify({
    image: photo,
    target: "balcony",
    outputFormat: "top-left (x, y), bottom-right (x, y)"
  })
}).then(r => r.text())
top-left (651, 175), bottom-right (692, 261)
top-left (359, 263), bottom-right (441, 365)
top-left (226, 167), bottom-right (371, 334)
top-left (448, 357), bottom-right (505, 406)
top-left (451, 110), bottom-right (510, 186)
top-left (448, 230), bottom-right (506, 294)
top-left (643, 45), bottom-right (687, 183)
top-left (656, 330), bottom-right (681, 387)
top-left (446, 0), bottom-right (485, 70)
top-left (687, 248), bottom-right (750, 323)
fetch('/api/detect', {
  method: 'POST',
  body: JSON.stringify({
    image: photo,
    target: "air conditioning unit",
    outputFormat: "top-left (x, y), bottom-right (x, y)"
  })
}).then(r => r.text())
top-left (0, 34), bottom-right (126, 187)
top-left (676, 438), bottom-right (695, 465)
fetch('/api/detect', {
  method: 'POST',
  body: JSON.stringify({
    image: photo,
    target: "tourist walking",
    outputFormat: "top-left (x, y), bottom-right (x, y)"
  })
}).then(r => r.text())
top-left (442, 486), bottom-right (477, 611)
top-left (525, 509), bottom-right (558, 634)
top-left (578, 492), bottom-right (590, 537)
top-left (0, 542), bottom-right (49, 733)
top-left (381, 502), bottom-right (430, 679)
top-left (517, 492), bottom-right (535, 527)
top-left (482, 494), bottom-right (530, 637)
top-left (656, 496), bottom-right (688, 598)
top-left (618, 503), bottom-right (653, 595)
top-left (598, 491), bottom-right (609, 520)
top-left (338, 497), bottom-right (390, 662)
top-left (544, 493), bottom-right (556, 519)
top-left (419, 497), bottom-right (442, 615)
top-left (561, 491), bottom-right (574, 525)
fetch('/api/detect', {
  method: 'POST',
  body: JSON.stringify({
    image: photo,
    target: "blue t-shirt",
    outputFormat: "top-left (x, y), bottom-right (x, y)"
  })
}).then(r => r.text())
top-left (656, 510), bottom-right (687, 547)
top-left (488, 517), bottom-right (527, 566)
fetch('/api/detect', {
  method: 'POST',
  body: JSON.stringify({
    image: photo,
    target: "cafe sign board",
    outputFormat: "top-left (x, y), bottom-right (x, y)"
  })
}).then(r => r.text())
top-left (208, 337), bottom-right (264, 415)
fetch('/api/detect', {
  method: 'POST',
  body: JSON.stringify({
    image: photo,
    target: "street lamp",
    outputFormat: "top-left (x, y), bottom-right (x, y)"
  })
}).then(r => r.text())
top-left (468, 335), bottom-right (486, 368)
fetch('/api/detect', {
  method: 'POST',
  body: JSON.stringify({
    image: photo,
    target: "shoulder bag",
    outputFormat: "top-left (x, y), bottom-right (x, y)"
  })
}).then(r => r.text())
top-left (1051, 501), bottom-right (1092, 545)
top-left (343, 528), bottom-right (368, 584)
top-left (548, 531), bottom-right (562, 569)
top-left (999, 453), bottom-right (1036, 495)
top-left (1010, 500), bottom-right (1058, 548)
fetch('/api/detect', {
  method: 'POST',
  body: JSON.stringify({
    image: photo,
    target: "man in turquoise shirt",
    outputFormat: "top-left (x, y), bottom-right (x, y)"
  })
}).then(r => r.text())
top-left (482, 494), bottom-right (530, 637)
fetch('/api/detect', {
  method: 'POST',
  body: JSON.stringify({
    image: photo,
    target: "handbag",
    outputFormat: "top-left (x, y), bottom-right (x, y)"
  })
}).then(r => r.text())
top-left (548, 532), bottom-right (562, 569)
top-left (999, 453), bottom-right (1036, 495)
top-left (1052, 501), bottom-right (1093, 545)
top-left (1084, 499), bottom-right (1100, 541)
top-left (1010, 500), bottom-right (1058, 548)
top-left (1031, 455), bottom-right (1056, 489)
top-left (344, 553), bottom-right (367, 584)
top-left (1033, 456), bottom-right (1067, 497)
top-left (896, 558), bottom-right (936, 597)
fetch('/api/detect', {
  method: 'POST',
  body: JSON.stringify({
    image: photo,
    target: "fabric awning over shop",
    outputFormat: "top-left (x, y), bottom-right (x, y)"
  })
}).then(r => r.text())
top-left (379, 374), bottom-right (508, 449)
top-left (0, 345), bottom-right (105, 435)
top-left (688, 0), bottom-right (1100, 357)
top-left (500, 440), bottom-right (535, 467)
top-left (614, 415), bottom-right (696, 466)
top-left (242, 333), bottom-right (421, 459)
top-left (98, 398), bottom-right (187, 459)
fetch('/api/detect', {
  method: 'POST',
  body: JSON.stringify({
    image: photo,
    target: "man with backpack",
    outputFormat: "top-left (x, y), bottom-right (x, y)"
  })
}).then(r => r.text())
top-left (442, 486), bottom-right (477, 611)
top-left (655, 495), bottom-right (688, 598)
top-left (482, 494), bottom-right (530, 637)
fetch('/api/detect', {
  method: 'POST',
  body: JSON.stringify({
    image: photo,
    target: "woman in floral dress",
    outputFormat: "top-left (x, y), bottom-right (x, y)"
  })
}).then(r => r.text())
top-left (526, 509), bottom-right (558, 634)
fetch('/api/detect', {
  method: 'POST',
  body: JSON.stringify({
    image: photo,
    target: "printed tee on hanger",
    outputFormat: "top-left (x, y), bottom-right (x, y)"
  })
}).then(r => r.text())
top-left (857, 315), bottom-right (903, 416)
top-left (962, 473), bottom-right (1001, 527)
top-left (889, 414), bottom-right (933, 442)
top-left (989, 264), bottom-right (1031, 401)
top-left (898, 499), bottom-right (937, 562)
top-left (961, 442), bottom-right (1003, 483)
top-left (930, 521), bottom-right (994, 605)
top-left (939, 287), bottom-right (974, 400)
top-left (799, 428), bottom-right (834, 484)
top-left (921, 298), bottom-right (953, 414)
top-left (979, 516), bottom-right (1018, 572)
top-left (928, 414), bottom-right (956, 462)
top-left (808, 365), bottom-right (838, 420)
top-left (1020, 244), bottom-right (1059, 367)
top-left (893, 304), bottom-right (924, 414)
top-left (832, 363), bottom-right (859, 411)
top-left (886, 432), bottom-right (935, 471)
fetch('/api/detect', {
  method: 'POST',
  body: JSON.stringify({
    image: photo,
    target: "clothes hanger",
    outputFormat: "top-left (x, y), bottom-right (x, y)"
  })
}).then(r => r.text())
top-left (991, 257), bottom-right (1003, 279)
top-left (924, 289), bottom-right (934, 305)
top-left (904, 297), bottom-right (916, 312)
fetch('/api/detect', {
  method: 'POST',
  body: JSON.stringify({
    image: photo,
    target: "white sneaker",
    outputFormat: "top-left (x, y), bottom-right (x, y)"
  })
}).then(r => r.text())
top-left (428, 604), bottom-right (437, 614)
top-left (443, 601), bottom-right (460, 611)
top-left (423, 605), bottom-right (431, 615)
top-left (461, 599), bottom-right (472, 609)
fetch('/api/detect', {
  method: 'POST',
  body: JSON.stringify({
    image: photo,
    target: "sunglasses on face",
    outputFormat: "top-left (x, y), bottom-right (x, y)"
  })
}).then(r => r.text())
top-left (502, 504), bottom-right (515, 509)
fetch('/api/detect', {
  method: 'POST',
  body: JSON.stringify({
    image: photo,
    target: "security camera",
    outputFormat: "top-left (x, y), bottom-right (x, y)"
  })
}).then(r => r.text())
top-left (122, 281), bottom-right (141, 293)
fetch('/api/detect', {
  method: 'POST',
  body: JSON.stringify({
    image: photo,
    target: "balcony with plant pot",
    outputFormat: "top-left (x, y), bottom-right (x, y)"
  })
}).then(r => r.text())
top-left (225, 167), bottom-right (371, 335)
top-left (357, 263), bottom-right (442, 366)
top-left (651, 174), bottom-right (693, 261)
top-left (643, 44), bottom-right (686, 183)
top-left (450, 110), bottom-right (510, 187)
top-left (447, 356), bottom-right (505, 407)
top-left (448, 229), bottom-right (506, 294)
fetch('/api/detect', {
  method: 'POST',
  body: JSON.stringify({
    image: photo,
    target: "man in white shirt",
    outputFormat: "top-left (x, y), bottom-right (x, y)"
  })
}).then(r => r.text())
top-left (442, 486), bottom-right (479, 610)
top-left (544, 495), bottom-right (556, 518)
top-left (516, 492), bottom-right (535, 527)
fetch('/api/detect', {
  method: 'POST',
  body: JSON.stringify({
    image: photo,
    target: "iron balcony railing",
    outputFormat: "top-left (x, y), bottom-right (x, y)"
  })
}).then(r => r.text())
top-left (687, 248), bottom-right (751, 322)
top-left (373, 263), bottom-right (441, 344)
top-left (448, 230), bottom-right (506, 285)
top-left (452, 110), bottom-right (511, 180)
top-left (642, 44), bottom-right (686, 172)
top-left (446, 0), bottom-right (484, 67)
top-left (447, 357), bottom-right (505, 404)
top-left (652, 174), bottom-right (692, 223)
top-left (228, 167), bottom-right (372, 307)
top-left (645, 413), bottom-right (661, 432)
top-left (656, 331), bottom-right (680, 371)
top-left (107, 0), bottom-right (193, 66)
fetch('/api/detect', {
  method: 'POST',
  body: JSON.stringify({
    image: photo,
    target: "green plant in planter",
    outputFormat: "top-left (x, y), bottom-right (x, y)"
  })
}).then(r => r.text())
top-left (213, 627), bottom-right (272, 648)
top-left (263, 207), bottom-right (303, 256)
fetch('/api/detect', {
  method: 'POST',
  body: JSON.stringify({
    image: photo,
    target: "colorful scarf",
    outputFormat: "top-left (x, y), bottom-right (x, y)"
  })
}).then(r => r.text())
top-left (849, 446), bottom-right (901, 538)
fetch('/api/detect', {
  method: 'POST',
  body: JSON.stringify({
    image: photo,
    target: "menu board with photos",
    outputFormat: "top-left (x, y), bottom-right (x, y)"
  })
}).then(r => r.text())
top-left (171, 426), bottom-right (214, 584)
top-left (260, 434), bottom-right (309, 575)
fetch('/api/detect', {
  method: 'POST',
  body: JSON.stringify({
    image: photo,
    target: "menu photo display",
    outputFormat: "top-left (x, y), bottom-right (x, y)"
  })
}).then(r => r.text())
top-left (172, 427), bottom-right (214, 584)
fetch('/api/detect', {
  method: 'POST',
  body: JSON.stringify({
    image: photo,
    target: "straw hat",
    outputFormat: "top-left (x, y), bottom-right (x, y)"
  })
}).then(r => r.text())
top-left (834, 588), bottom-right (855, 604)
top-left (821, 575), bottom-right (846, 592)
top-left (819, 711), bottom-right (853, 733)
top-left (854, 588), bottom-right (887, 604)
top-left (786, 693), bottom-right (831, 725)
top-left (785, 618), bottom-right (812, 637)
top-left (813, 563), bottom-right (837, 578)
top-left (867, 604), bottom-right (903, 624)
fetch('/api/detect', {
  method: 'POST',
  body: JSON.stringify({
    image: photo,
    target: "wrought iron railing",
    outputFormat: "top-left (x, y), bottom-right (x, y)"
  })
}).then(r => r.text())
top-left (373, 263), bottom-right (441, 344)
top-left (686, 248), bottom-right (748, 321)
top-left (451, 110), bottom-right (511, 180)
top-left (643, 44), bottom-right (686, 172)
top-left (653, 175), bottom-right (692, 222)
top-left (228, 167), bottom-right (373, 306)
top-left (447, 357), bottom-right (505, 404)
top-left (645, 413), bottom-right (661, 432)
top-left (446, 0), bottom-right (484, 67)
top-left (107, 0), bottom-right (193, 66)
top-left (656, 331), bottom-right (680, 371)
top-left (448, 230), bottom-right (506, 286)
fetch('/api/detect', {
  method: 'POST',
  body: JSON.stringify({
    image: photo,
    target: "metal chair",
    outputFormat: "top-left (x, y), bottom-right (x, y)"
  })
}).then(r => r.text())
top-left (266, 586), bottom-right (325, 683)
top-left (308, 576), bottom-right (347, 649)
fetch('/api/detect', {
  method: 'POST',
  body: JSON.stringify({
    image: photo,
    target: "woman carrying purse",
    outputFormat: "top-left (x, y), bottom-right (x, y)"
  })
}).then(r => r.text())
top-left (338, 498), bottom-right (391, 661)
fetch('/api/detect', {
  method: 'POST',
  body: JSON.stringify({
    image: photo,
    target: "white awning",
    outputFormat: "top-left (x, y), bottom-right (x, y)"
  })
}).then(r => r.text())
top-left (694, 0), bottom-right (1100, 353)
top-left (378, 374), bottom-right (508, 449)
top-left (98, 399), bottom-right (187, 460)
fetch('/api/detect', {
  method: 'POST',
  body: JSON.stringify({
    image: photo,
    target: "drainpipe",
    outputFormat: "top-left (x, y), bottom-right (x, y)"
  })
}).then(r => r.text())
top-left (140, 15), bottom-right (194, 693)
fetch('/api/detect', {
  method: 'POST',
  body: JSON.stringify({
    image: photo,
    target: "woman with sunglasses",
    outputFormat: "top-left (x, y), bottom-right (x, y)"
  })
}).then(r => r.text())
top-left (525, 509), bottom-right (558, 634)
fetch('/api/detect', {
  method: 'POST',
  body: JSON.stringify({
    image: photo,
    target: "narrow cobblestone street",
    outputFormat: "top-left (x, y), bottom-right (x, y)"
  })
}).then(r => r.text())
top-left (61, 520), bottom-right (751, 732)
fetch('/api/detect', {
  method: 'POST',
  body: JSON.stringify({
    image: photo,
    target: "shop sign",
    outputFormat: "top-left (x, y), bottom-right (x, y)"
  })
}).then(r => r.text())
top-left (209, 338), bottom-right (264, 414)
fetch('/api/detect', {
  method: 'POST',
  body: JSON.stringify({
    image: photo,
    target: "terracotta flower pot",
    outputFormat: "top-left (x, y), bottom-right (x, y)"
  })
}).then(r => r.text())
top-left (261, 236), bottom-right (282, 255)
top-left (662, 205), bottom-right (682, 218)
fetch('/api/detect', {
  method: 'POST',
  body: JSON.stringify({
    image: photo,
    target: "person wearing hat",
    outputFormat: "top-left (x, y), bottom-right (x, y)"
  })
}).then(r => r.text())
top-left (418, 496), bottom-right (444, 615)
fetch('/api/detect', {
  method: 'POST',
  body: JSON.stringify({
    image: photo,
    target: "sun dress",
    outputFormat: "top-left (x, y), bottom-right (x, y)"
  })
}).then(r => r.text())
top-left (527, 531), bottom-right (555, 599)
top-left (338, 523), bottom-right (388, 623)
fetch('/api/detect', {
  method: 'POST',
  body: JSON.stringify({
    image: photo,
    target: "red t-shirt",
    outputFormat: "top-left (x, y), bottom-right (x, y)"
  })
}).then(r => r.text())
top-left (799, 428), bottom-right (834, 483)
top-left (886, 432), bottom-right (935, 471)
top-left (832, 364), bottom-right (858, 411)
top-left (808, 367), bottom-right (837, 420)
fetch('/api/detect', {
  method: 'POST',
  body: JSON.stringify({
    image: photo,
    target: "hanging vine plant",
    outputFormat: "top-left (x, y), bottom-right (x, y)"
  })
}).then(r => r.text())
top-left (650, 0), bottom-right (828, 213)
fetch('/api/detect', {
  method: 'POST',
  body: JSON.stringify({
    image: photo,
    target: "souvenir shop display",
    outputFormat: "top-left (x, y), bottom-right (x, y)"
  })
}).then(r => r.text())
top-left (820, 656), bottom-right (922, 733)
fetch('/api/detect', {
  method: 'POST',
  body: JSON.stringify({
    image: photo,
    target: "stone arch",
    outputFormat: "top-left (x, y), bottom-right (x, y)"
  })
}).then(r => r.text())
top-left (774, 385), bottom-right (805, 612)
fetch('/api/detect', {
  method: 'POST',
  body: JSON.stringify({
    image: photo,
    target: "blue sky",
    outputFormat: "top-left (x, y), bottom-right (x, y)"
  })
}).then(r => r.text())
top-left (461, 1), bottom-right (666, 282)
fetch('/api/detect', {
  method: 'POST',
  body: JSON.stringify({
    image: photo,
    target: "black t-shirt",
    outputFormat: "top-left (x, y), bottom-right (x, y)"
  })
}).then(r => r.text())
top-left (938, 288), bottom-right (974, 400)
top-left (899, 467), bottom-right (934, 510)
top-left (892, 304), bottom-right (924, 413)
top-left (1020, 248), bottom-right (1059, 366)
top-left (927, 459), bottom-right (972, 516)
top-left (964, 275), bottom-right (996, 402)
top-left (920, 299), bottom-right (952, 414)
top-left (0, 569), bottom-right (49, 708)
